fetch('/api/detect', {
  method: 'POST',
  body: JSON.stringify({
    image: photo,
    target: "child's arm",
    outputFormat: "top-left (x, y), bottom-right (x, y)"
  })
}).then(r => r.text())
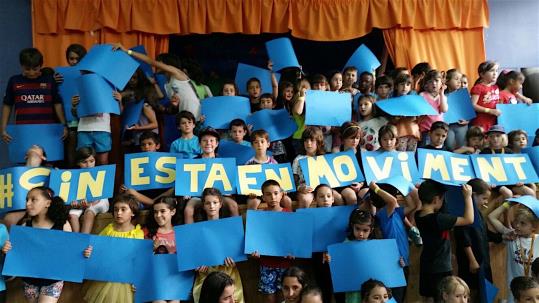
top-left (292, 89), bottom-right (306, 115)
top-left (453, 145), bottom-right (475, 154)
top-left (402, 187), bottom-right (420, 216)
top-left (120, 185), bottom-right (154, 207)
top-left (1, 104), bottom-right (13, 143)
top-left (126, 104), bottom-right (158, 131)
top-left (268, 61), bottom-right (279, 100)
top-left (487, 202), bottom-right (513, 235)
top-left (471, 94), bottom-right (500, 117)
top-left (515, 92), bottom-right (533, 105)
top-left (369, 181), bottom-right (398, 216)
top-left (454, 184), bottom-right (474, 226)
top-left (439, 84), bottom-right (448, 113)
top-left (464, 246), bottom-right (480, 273)
top-left (53, 103), bottom-right (68, 139)
top-left (1, 240), bottom-right (11, 254)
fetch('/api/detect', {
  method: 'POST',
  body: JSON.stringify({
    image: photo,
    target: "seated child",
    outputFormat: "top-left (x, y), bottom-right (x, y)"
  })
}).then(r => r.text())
top-left (511, 276), bottom-right (539, 303)
top-left (170, 110), bottom-right (202, 158)
top-left (508, 130), bottom-right (528, 153)
top-left (374, 76), bottom-right (393, 100)
top-left (480, 124), bottom-right (512, 154)
top-left (225, 119), bottom-right (250, 146)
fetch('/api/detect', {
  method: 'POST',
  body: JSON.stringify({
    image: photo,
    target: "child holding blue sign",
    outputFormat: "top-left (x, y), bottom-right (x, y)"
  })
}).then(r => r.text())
top-left (144, 196), bottom-right (180, 254)
top-left (392, 74), bottom-right (420, 152)
top-left (418, 70), bottom-right (448, 142)
top-left (192, 188), bottom-right (245, 303)
top-left (358, 95), bottom-right (388, 151)
top-left (497, 70), bottom-right (533, 105)
top-left (444, 69), bottom-right (469, 151)
top-left (338, 122), bottom-right (367, 204)
top-left (470, 61), bottom-right (500, 132)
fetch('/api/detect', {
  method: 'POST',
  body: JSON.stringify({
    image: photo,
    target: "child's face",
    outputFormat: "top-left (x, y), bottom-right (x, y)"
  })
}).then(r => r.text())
top-left (343, 71), bottom-right (357, 87)
top-left (364, 286), bottom-right (389, 303)
top-left (283, 87), bottom-right (294, 101)
top-left (67, 51), bottom-right (81, 67)
top-left (219, 285), bottom-right (235, 303)
top-left (259, 97), bottom-right (274, 109)
top-left (304, 138), bottom-right (318, 156)
top-left (25, 145), bottom-right (45, 164)
top-left (514, 216), bottom-right (535, 237)
top-left (396, 82), bottom-right (412, 96)
top-left (179, 118), bottom-right (195, 135)
top-left (376, 84), bottom-right (391, 99)
top-left (442, 285), bottom-right (468, 303)
top-left (222, 84), bottom-right (236, 96)
top-left (25, 189), bottom-right (51, 217)
top-left (429, 129), bottom-right (448, 148)
top-left (330, 73), bottom-right (343, 91)
top-left (353, 223), bottom-right (372, 241)
top-left (247, 81), bottom-right (261, 98)
top-left (359, 99), bottom-right (373, 117)
top-left (343, 134), bottom-right (361, 150)
top-left (425, 77), bottom-right (442, 93)
top-left (468, 136), bottom-right (484, 150)
top-left (516, 287), bottom-right (539, 303)
top-left (487, 133), bottom-right (504, 149)
top-left (512, 134), bottom-right (528, 150)
top-left (282, 276), bottom-right (303, 303)
top-left (315, 186), bottom-right (334, 207)
top-left (359, 75), bottom-right (373, 92)
top-left (203, 195), bottom-right (222, 219)
top-left (140, 138), bottom-right (160, 152)
top-left (200, 135), bottom-right (219, 155)
top-left (113, 202), bottom-right (134, 225)
top-left (153, 203), bottom-right (175, 227)
top-left (262, 185), bottom-right (283, 209)
top-left (230, 125), bottom-right (246, 143)
top-left (252, 136), bottom-right (270, 154)
top-left (380, 133), bottom-right (396, 151)
top-left (78, 155), bottom-right (96, 168)
top-left (447, 73), bottom-right (462, 91)
top-left (300, 293), bottom-right (323, 303)
top-left (473, 191), bottom-right (491, 208)
top-left (481, 65), bottom-right (499, 83)
top-left (461, 77), bottom-right (468, 89)
top-left (509, 78), bottom-right (524, 93)
top-left (22, 65), bottom-right (42, 79)
top-left (312, 82), bottom-right (327, 91)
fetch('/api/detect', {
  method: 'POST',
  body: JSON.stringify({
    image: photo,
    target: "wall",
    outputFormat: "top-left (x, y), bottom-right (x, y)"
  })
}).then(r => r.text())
top-left (0, 0), bottom-right (32, 168)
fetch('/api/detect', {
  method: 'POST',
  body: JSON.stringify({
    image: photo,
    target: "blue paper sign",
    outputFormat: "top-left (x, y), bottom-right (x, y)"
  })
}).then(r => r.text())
top-left (129, 45), bottom-right (154, 78)
top-left (470, 154), bottom-right (539, 185)
top-left (236, 163), bottom-right (295, 195)
top-left (376, 95), bottom-right (438, 116)
top-left (444, 185), bottom-right (482, 228)
top-left (175, 216), bottom-right (247, 271)
top-left (217, 141), bottom-right (256, 165)
top-left (0, 166), bottom-right (51, 213)
top-left (201, 96), bottom-right (251, 129)
top-left (343, 44), bottom-right (381, 74)
top-left (2, 226), bottom-right (90, 283)
top-left (299, 150), bottom-right (365, 189)
top-left (265, 38), bottom-right (300, 71)
top-left (297, 205), bottom-right (356, 252)
top-left (0, 224), bottom-right (7, 291)
top-left (85, 235), bottom-right (153, 283)
top-left (7, 124), bottom-right (64, 163)
top-left (55, 66), bottom-right (81, 122)
top-left (523, 147), bottom-right (539, 173)
top-left (361, 151), bottom-right (419, 184)
top-left (77, 44), bottom-right (140, 90)
top-left (125, 152), bottom-right (182, 191)
top-left (305, 90), bottom-right (352, 126)
top-left (417, 149), bottom-right (475, 185)
top-left (444, 88), bottom-right (476, 124)
top-left (49, 165), bottom-right (116, 203)
top-left (497, 103), bottom-right (539, 135)
top-left (482, 278), bottom-right (499, 303)
top-left (378, 176), bottom-right (415, 196)
top-left (235, 63), bottom-right (275, 96)
top-left (134, 254), bottom-right (195, 303)
top-left (246, 109), bottom-right (297, 141)
top-left (122, 99), bottom-right (145, 130)
top-left (244, 210), bottom-right (313, 258)
top-left (77, 73), bottom-right (120, 116)
top-left (175, 158), bottom-right (237, 196)
top-left (328, 239), bottom-right (406, 292)
top-left (508, 195), bottom-right (539, 218)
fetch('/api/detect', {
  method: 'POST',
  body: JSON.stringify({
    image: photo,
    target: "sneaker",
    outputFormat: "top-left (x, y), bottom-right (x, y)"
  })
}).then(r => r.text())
top-left (408, 226), bottom-right (423, 247)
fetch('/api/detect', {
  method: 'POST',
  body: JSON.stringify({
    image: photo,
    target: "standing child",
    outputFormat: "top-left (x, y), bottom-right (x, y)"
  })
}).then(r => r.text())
top-left (419, 70), bottom-right (448, 143)
top-left (461, 75), bottom-right (469, 90)
top-left (377, 125), bottom-right (398, 152)
top-left (374, 76), bottom-right (393, 100)
top-left (358, 72), bottom-right (375, 96)
top-left (300, 287), bottom-right (323, 303)
top-left (221, 80), bottom-right (239, 96)
top-left (192, 188), bottom-right (245, 303)
top-left (510, 276), bottom-right (539, 303)
top-left (497, 70), bottom-right (533, 105)
top-left (329, 71), bottom-right (343, 92)
top-left (2, 186), bottom-right (73, 303)
top-left (257, 95), bottom-right (288, 162)
top-left (225, 119), bottom-right (250, 147)
top-left (392, 74), bottom-right (420, 152)
top-left (470, 61), bottom-right (501, 132)
top-left (83, 194), bottom-right (143, 303)
top-left (437, 276), bottom-right (470, 303)
top-left (68, 147), bottom-right (110, 233)
top-left (341, 67), bottom-right (359, 95)
top-left (278, 81), bottom-right (295, 111)
top-left (358, 95), bottom-right (388, 151)
top-left (169, 110), bottom-right (201, 158)
top-left (415, 180), bottom-right (474, 302)
top-left (144, 197), bottom-right (180, 255)
top-left (444, 69), bottom-right (469, 151)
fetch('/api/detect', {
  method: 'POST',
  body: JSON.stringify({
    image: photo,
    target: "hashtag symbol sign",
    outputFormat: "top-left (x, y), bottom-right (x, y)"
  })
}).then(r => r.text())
top-left (0, 174), bottom-right (14, 209)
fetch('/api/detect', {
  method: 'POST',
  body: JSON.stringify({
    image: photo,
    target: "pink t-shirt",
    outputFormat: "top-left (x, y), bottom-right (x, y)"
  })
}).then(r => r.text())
top-left (419, 92), bottom-right (444, 133)
top-left (144, 228), bottom-right (176, 254)
top-left (470, 83), bottom-right (500, 131)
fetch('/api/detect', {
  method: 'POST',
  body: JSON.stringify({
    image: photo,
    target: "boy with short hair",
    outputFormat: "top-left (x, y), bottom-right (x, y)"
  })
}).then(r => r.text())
top-left (375, 76), bottom-right (393, 100)
top-left (311, 74), bottom-right (328, 91)
top-left (415, 180), bottom-right (474, 302)
top-left (511, 276), bottom-right (539, 303)
top-left (1, 48), bottom-right (67, 143)
top-left (226, 119), bottom-right (250, 147)
top-left (341, 66), bottom-right (359, 95)
top-left (259, 93), bottom-right (276, 110)
top-left (423, 121), bottom-right (449, 151)
top-left (358, 71), bottom-right (374, 95)
top-left (170, 110), bottom-right (201, 158)
top-left (139, 131), bottom-right (161, 152)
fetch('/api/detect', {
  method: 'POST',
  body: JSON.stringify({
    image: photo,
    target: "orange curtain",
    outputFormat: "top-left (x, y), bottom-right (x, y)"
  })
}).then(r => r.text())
top-left (382, 27), bottom-right (486, 85)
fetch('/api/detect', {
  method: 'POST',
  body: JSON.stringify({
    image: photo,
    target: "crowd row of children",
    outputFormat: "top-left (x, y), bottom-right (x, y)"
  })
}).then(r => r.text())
top-left (0, 43), bottom-right (538, 303)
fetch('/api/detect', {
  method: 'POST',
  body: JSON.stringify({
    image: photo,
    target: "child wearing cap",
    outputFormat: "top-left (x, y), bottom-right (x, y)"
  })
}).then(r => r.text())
top-left (480, 124), bottom-right (512, 154)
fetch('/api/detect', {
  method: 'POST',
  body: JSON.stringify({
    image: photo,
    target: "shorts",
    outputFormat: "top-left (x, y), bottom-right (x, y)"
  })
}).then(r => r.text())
top-left (69, 199), bottom-right (109, 217)
top-left (258, 265), bottom-right (287, 294)
top-left (77, 131), bottom-right (111, 153)
top-left (23, 280), bottom-right (64, 300)
top-left (419, 270), bottom-right (452, 298)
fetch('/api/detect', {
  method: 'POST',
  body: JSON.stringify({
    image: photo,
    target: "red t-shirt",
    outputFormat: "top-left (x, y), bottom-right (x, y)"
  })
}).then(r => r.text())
top-left (470, 83), bottom-right (500, 131)
top-left (499, 90), bottom-right (517, 104)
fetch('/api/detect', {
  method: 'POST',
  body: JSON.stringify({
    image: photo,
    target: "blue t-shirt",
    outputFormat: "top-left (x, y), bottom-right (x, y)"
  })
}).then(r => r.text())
top-left (376, 207), bottom-right (409, 266)
top-left (169, 136), bottom-right (201, 159)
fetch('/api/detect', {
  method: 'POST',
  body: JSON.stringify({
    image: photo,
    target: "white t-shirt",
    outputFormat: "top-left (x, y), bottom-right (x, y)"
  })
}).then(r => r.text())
top-left (77, 113), bottom-right (111, 132)
top-left (165, 78), bottom-right (200, 119)
top-left (506, 234), bottom-right (539, 303)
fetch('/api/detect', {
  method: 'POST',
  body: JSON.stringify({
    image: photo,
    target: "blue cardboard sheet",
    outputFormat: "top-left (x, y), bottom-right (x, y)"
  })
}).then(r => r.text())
top-left (236, 163), bottom-right (294, 195)
top-left (55, 66), bottom-right (81, 122)
top-left (0, 224), bottom-right (7, 291)
top-left (470, 154), bottom-right (539, 185)
top-left (482, 277), bottom-right (499, 303)
top-left (175, 158), bottom-right (237, 196)
top-left (444, 185), bottom-right (482, 228)
top-left (124, 152), bottom-right (181, 190)
top-left (0, 166), bottom-right (51, 213)
top-left (201, 96), bottom-right (251, 129)
top-left (417, 149), bottom-right (475, 185)
top-left (134, 254), bottom-right (194, 303)
top-left (305, 90), bottom-right (352, 126)
top-left (297, 205), bottom-right (355, 252)
top-left (299, 150), bottom-right (364, 189)
top-left (217, 141), bottom-right (256, 165)
top-left (77, 73), bottom-right (120, 116)
top-left (343, 44), bottom-right (381, 74)
top-left (235, 63), bottom-right (275, 96)
top-left (361, 151), bottom-right (420, 184)
top-left (175, 216), bottom-right (247, 271)
top-left (85, 235), bottom-right (153, 283)
top-left (49, 165), bottom-right (116, 203)
top-left (121, 99), bottom-right (145, 129)
top-left (7, 124), bottom-right (64, 163)
top-left (2, 226), bottom-right (90, 283)
top-left (129, 45), bottom-right (154, 78)
top-left (444, 88), bottom-right (476, 124)
top-left (375, 95), bottom-right (438, 116)
top-left (247, 109), bottom-right (297, 141)
top-left (508, 195), bottom-right (539, 217)
top-left (77, 44), bottom-right (139, 90)
top-left (328, 239), bottom-right (406, 292)
top-left (265, 38), bottom-right (300, 71)
top-left (497, 103), bottom-right (539, 135)
top-left (378, 176), bottom-right (415, 196)
top-left (244, 210), bottom-right (313, 258)
top-left (523, 146), bottom-right (539, 173)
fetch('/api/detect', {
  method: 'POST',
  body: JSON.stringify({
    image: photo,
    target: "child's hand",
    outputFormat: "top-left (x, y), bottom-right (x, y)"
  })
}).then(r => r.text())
top-left (80, 199), bottom-right (88, 209)
top-left (125, 124), bottom-right (139, 131)
top-left (503, 229), bottom-right (517, 241)
top-left (461, 184), bottom-right (472, 198)
top-left (323, 252), bottom-right (331, 264)
top-left (71, 95), bottom-right (80, 106)
top-left (131, 284), bottom-right (136, 293)
top-left (1, 130), bottom-right (12, 143)
top-left (196, 266), bottom-right (209, 273)
top-left (350, 182), bottom-right (363, 193)
top-left (469, 259), bottom-right (480, 273)
top-left (267, 60), bottom-right (273, 71)
top-left (111, 43), bottom-right (127, 52)
top-left (457, 119), bottom-right (469, 125)
top-left (2, 240), bottom-right (11, 254)
top-left (286, 254), bottom-right (296, 260)
top-left (250, 251), bottom-right (260, 258)
top-left (199, 115), bottom-right (206, 124)
top-left (369, 181), bottom-right (379, 191)
top-left (224, 257), bottom-right (236, 267)
top-left (54, 72), bottom-right (64, 84)
top-left (499, 186), bottom-right (513, 200)
top-left (83, 245), bottom-right (93, 258)
top-left (298, 184), bottom-right (313, 194)
top-left (113, 91), bottom-right (122, 101)
top-left (490, 109), bottom-right (501, 117)
top-left (515, 182), bottom-right (524, 187)
top-left (70, 200), bottom-right (80, 209)
top-left (399, 256), bottom-right (405, 268)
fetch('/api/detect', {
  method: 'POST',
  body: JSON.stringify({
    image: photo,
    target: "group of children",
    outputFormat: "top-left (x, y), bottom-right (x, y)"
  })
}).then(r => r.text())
top-left (0, 43), bottom-right (538, 303)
